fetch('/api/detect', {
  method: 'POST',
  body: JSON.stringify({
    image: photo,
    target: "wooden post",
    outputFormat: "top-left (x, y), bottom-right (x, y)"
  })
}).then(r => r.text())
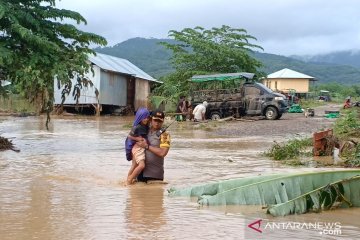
top-left (95, 103), bottom-right (101, 116)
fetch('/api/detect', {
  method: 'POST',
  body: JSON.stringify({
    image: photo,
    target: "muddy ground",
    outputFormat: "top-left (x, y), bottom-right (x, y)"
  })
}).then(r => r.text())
top-left (213, 104), bottom-right (341, 137)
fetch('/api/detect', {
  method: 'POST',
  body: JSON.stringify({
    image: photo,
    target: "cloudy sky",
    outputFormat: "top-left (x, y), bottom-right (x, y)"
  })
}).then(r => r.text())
top-left (57, 0), bottom-right (360, 56)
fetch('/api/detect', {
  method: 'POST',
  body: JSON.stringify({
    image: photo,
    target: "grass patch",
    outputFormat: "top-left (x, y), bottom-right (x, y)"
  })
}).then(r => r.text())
top-left (333, 108), bottom-right (360, 167)
top-left (265, 108), bottom-right (360, 167)
top-left (341, 144), bottom-right (360, 167)
top-left (264, 138), bottom-right (313, 161)
top-left (334, 109), bottom-right (360, 139)
top-left (299, 100), bottom-right (326, 109)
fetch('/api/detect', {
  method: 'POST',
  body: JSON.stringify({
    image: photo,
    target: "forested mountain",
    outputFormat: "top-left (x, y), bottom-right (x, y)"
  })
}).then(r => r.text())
top-left (292, 50), bottom-right (360, 68)
top-left (95, 38), bottom-right (174, 77)
top-left (95, 38), bottom-right (360, 85)
top-left (253, 52), bottom-right (360, 85)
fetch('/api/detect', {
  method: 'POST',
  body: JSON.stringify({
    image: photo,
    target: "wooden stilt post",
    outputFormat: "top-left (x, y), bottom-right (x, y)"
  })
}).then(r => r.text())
top-left (95, 103), bottom-right (101, 116)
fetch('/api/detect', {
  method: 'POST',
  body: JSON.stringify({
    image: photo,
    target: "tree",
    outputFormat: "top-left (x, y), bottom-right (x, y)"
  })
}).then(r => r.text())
top-left (152, 25), bottom-right (264, 109)
top-left (312, 82), bottom-right (359, 100)
top-left (162, 25), bottom-right (263, 73)
top-left (0, 0), bottom-right (107, 126)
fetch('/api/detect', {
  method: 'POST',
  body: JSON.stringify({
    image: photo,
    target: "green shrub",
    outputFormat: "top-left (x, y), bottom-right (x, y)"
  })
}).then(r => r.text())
top-left (334, 109), bottom-right (360, 139)
top-left (264, 138), bottom-right (313, 161)
top-left (343, 144), bottom-right (360, 167)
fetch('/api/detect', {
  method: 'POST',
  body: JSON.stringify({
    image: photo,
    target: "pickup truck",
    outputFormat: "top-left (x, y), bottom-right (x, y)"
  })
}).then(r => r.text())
top-left (191, 73), bottom-right (288, 120)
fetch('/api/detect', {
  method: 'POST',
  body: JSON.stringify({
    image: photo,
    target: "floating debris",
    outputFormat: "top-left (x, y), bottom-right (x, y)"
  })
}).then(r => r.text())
top-left (0, 136), bottom-right (20, 152)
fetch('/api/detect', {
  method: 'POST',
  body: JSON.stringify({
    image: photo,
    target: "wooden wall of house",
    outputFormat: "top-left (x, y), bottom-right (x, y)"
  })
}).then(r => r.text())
top-left (134, 78), bottom-right (150, 110)
top-left (263, 78), bottom-right (310, 93)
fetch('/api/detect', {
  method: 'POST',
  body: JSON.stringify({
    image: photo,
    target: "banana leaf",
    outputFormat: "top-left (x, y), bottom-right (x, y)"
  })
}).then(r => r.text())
top-left (267, 175), bottom-right (360, 216)
top-left (168, 173), bottom-right (292, 197)
top-left (150, 95), bottom-right (168, 109)
top-left (168, 170), bottom-right (360, 216)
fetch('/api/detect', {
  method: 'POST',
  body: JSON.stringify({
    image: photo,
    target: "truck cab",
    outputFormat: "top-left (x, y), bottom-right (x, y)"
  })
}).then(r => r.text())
top-left (191, 73), bottom-right (288, 120)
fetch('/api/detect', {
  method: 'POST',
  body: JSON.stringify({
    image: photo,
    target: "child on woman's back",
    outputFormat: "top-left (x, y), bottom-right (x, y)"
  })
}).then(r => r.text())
top-left (125, 107), bottom-right (150, 185)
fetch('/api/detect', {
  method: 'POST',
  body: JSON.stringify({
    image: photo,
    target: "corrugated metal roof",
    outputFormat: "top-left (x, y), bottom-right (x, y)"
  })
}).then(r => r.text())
top-left (88, 52), bottom-right (161, 83)
top-left (267, 68), bottom-right (315, 79)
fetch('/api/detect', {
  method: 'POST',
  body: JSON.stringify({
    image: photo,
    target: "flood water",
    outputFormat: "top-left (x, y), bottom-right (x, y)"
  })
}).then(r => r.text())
top-left (0, 116), bottom-right (359, 240)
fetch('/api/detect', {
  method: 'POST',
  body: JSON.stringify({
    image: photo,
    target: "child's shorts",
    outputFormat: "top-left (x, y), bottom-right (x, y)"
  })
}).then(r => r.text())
top-left (132, 145), bottom-right (145, 164)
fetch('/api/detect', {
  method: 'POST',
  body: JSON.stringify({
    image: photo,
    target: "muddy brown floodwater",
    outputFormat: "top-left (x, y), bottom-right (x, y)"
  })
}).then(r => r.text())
top-left (0, 106), bottom-right (359, 240)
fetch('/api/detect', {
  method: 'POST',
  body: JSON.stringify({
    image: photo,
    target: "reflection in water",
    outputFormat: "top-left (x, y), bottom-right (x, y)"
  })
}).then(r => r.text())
top-left (0, 116), bottom-right (359, 240)
top-left (125, 185), bottom-right (167, 239)
top-left (24, 178), bottom-right (53, 240)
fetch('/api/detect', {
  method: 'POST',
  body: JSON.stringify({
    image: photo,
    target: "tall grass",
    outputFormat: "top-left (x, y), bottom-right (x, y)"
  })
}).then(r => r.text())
top-left (334, 108), bottom-right (360, 166)
top-left (334, 109), bottom-right (360, 139)
top-left (0, 95), bottom-right (36, 113)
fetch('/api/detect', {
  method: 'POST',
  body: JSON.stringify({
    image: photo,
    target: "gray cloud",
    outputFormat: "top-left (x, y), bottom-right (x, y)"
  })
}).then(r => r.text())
top-left (56, 0), bottom-right (360, 56)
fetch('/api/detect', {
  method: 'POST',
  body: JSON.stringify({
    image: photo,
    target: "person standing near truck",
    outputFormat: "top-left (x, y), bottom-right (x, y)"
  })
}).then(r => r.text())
top-left (185, 98), bottom-right (194, 120)
top-left (193, 101), bottom-right (208, 121)
top-left (343, 96), bottom-right (351, 109)
top-left (176, 96), bottom-right (187, 121)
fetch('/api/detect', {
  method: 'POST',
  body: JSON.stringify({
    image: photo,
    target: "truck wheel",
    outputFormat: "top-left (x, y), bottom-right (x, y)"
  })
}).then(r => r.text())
top-left (211, 112), bottom-right (221, 121)
top-left (265, 106), bottom-right (278, 120)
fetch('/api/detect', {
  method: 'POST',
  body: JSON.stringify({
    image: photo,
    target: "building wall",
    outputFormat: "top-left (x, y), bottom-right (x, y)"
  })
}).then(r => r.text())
top-left (134, 78), bottom-right (150, 110)
top-left (54, 65), bottom-right (101, 104)
top-left (263, 78), bottom-right (310, 93)
top-left (99, 70), bottom-right (127, 106)
top-left (54, 65), bottom-right (152, 108)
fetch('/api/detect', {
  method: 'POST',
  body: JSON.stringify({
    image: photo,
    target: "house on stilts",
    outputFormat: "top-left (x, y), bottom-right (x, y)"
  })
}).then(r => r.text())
top-left (54, 52), bottom-right (160, 115)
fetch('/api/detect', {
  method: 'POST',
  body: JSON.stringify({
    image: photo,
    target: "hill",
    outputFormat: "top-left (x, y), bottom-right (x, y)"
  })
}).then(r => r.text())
top-left (95, 38), bottom-right (360, 85)
top-left (253, 52), bottom-right (360, 85)
top-left (291, 50), bottom-right (360, 68)
top-left (94, 38), bottom-right (174, 77)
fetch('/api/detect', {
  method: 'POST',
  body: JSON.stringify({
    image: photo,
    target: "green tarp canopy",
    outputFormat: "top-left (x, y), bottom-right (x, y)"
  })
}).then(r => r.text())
top-left (191, 72), bottom-right (255, 82)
